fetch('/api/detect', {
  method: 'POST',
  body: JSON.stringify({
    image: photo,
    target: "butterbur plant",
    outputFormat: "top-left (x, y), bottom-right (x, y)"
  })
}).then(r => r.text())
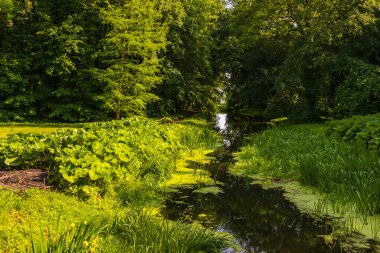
top-left (0, 118), bottom-right (219, 199)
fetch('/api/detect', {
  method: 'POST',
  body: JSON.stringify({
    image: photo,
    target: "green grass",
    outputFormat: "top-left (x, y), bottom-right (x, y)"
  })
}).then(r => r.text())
top-left (30, 216), bottom-right (109, 253)
top-left (0, 188), bottom-right (232, 253)
top-left (0, 122), bottom-right (82, 138)
top-left (0, 126), bottom-right (64, 138)
top-left (102, 210), bottom-right (231, 253)
top-left (0, 188), bottom-right (115, 252)
top-left (232, 124), bottom-right (380, 215)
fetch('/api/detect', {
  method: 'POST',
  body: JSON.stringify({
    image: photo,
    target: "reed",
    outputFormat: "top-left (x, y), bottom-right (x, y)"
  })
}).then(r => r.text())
top-left (233, 124), bottom-right (380, 215)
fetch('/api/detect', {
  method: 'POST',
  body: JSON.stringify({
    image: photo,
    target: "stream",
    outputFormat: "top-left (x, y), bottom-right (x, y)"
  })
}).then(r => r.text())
top-left (163, 114), bottom-right (338, 253)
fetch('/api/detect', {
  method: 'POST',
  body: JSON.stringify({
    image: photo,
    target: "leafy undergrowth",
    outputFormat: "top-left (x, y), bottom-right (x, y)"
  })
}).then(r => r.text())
top-left (0, 117), bottom-right (233, 252)
top-left (0, 118), bottom-right (219, 199)
top-left (327, 113), bottom-right (380, 151)
top-left (231, 121), bottom-right (380, 242)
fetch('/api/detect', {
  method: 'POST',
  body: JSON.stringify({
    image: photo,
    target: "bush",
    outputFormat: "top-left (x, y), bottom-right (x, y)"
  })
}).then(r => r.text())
top-left (326, 113), bottom-right (380, 151)
top-left (334, 59), bottom-right (380, 118)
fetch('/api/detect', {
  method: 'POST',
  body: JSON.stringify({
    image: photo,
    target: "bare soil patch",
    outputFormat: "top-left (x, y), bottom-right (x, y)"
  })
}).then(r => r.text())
top-left (0, 169), bottom-right (50, 191)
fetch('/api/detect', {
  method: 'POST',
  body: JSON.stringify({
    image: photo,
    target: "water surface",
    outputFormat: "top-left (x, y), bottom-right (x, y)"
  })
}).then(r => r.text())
top-left (163, 114), bottom-right (337, 253)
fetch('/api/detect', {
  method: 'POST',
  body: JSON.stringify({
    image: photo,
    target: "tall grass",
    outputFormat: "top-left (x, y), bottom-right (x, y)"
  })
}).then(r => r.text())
top-left (30, 216), bottom-right (108, 253)
top-left (105, 210), bottom-right (231, 253)
top-left (0, 190), bottom-right (21, 211)
top-left (28, 210), bottom-right (231, 253)
top-left (174, 119), bottom-right (220, 150)
top-left (233, 124), bottom-right (380, 215)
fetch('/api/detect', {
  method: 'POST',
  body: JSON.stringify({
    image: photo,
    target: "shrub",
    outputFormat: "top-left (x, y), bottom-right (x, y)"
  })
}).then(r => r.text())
top-left (326, 113), bottom-right (380, 151)
top-left (334, 59), bottom-right (380, 118)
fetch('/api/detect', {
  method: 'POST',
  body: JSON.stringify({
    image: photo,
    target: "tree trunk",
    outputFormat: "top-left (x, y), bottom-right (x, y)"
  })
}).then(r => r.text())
top-left (115, 111), bottom-right (121, 120)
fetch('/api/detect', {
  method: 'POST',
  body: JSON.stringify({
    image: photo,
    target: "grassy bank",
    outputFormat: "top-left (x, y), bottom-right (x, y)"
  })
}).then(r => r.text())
top-left (0, 126), bottom-right (65, 138)
top-left (0, 118), bottom-right (232, 252)
top-left (0, 122), bottom-right (86, 138)
top-left (231, 114), bottom-right (380, 242)
top-left (0, 189), bottom-right (230, 252)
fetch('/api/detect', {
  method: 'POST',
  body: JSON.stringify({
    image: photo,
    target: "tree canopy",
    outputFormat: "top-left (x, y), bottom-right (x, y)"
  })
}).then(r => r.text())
top-left (227, 0), bottom-right (380, 120)
top-left (0, 0), bottom-right (378, 122)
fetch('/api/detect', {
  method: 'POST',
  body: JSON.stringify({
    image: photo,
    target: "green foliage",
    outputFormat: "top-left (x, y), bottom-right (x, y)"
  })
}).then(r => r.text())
top-left (334, 59), bottom-right (380, 118)
top-left (227, 0), bottom-right (380, 120)
top-left (30, 217), bottom-right (108, 253)
top-left (233, 123), bottom-right (380, 214)
top-left (0, 187), bottom-right (231, 253)
top-left (0, 0), bottom-right (224, 122)
top-left (326, 113), bottom-right (380, 151)
top-left (94, 0), bottom-right (168, 119)
top-left (0, 118), bottom-right (219, 199)
top-left (174, 118), bottom-right (220, 149)
top-left (0, 0), bottom-right (18, 27)
top-left (0, 188), bottom-right (115, 252)
top-left (150, 0), bottom-right (225, 118)
top-left (104, 210), bottom-right (231, 253)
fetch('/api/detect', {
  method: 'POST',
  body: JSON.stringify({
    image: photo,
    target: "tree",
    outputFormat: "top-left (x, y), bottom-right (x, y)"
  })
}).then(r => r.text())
top-left (151, 0), bottom-right (226, 117)
top-left (227, 0), bottom-right (380, 120)
top-left (94, 0), bottom-right (168, 120)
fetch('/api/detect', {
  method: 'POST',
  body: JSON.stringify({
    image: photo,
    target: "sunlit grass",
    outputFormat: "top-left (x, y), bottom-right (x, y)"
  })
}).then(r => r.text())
top-left (102, 210), bottom-right (232, 253)
top-left (0, 188), bottom-right (116, 252)
top-left (0, 126), bottom-right (64, 138)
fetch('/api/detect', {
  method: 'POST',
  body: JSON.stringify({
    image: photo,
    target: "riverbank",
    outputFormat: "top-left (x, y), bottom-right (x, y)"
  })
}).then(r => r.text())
top-left (0, 118), bottom-right (232, 252)
top-left (231, 114), bottom-right (380, 251)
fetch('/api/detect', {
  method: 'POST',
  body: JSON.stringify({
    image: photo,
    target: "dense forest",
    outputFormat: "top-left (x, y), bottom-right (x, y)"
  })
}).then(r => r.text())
top-left (1, 0), bottom-right (379, 122)
top-left (0, 0), bottom-right (225, 121)
top-left (227, 0), bottom-right (380, 120)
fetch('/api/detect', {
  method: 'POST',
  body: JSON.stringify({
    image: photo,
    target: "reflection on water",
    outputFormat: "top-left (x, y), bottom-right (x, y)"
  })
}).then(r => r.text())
top-left (163, 150), bottom-right (334, 253)
top-left (163, 114), bottom-right (339, 253)
top-left (216, 113), bottom-right (228, 132)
